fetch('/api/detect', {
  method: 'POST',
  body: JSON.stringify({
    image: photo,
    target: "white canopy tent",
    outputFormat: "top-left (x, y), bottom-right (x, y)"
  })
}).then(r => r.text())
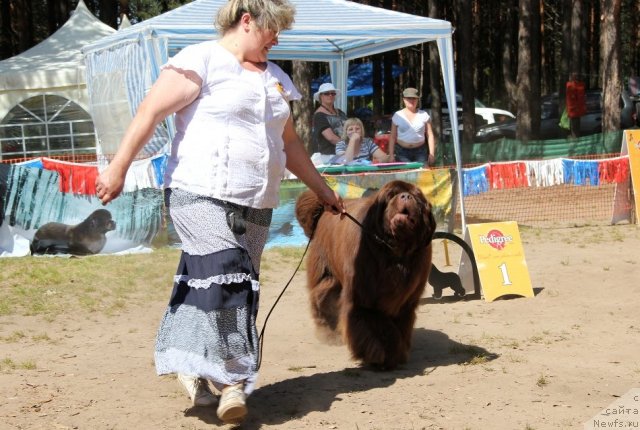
top-left (82, 0), bottom-right (466, 229)
top-left (0, 0), bottom-right (115, 122)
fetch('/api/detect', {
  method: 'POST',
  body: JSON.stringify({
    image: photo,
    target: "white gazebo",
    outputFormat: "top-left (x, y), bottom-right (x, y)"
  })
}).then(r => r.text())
top-left (0, 0), bottom-right (116, 160)
top-left (82, 0), bottom-right (465, 227)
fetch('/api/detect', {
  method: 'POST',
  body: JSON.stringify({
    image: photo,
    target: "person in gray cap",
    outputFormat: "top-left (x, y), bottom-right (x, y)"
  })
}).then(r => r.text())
top-left (312, 82), bottom-right (347, 161)
top-left (387, 87), bottom-right (436, 167)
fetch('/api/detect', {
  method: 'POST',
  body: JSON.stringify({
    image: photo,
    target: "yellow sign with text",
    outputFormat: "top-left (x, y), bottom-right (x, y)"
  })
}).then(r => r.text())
top-left (624, 130), bottom-right (640, 223)
top-left (464, 221), bottom-right (534, 302)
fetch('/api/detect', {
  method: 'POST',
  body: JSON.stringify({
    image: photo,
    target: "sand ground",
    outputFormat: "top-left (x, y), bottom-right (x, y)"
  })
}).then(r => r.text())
top-left (1, 224), bottom-right (640, 430)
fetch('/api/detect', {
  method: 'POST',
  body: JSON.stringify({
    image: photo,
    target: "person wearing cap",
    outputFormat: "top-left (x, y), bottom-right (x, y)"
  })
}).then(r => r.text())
top-left (312, 82), bottom-right (348, 161)
top-left (388, 87), bottom-right (436, 167)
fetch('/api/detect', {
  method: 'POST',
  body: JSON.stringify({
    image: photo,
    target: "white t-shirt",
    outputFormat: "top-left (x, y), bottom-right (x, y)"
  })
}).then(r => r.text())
top-left (163, 40), bottom-right (301, 209)
top-left (392, 109), bottom-right (431, 144)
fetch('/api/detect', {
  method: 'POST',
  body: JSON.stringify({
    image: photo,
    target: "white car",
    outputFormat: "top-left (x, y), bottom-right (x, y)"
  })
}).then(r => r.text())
top-left (429, 97), bottom-right (515, 141)
top-left (435, 97), bottom-right (515, 130)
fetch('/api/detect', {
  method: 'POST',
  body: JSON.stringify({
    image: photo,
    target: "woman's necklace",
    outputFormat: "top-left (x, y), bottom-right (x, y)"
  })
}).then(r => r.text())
top-left (321, 104), bottom-right (337, 115)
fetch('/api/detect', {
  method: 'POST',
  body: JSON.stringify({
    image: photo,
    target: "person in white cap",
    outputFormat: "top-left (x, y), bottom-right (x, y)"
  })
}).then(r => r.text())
top-left (388, 87), bottom-right (436, 167)
top-left (312, 82), bottom-right (347, 161)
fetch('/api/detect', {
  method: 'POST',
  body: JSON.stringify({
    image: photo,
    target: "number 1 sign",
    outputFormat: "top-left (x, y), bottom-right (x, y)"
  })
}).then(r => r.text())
top-left (459, 221), bottom-right (534, 302)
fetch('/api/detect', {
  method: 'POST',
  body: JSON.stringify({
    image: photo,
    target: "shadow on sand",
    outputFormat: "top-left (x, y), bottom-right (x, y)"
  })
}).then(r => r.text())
top-left (185, 327), bottom-right (497, 428)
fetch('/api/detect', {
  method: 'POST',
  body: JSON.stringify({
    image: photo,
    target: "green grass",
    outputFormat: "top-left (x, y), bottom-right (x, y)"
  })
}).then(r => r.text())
top-left (0, 357), bottom-right (37, 372)
top-left (0, 246), bottom-right (310, 320)
top-left (0, 248), bottom-right (180, 319)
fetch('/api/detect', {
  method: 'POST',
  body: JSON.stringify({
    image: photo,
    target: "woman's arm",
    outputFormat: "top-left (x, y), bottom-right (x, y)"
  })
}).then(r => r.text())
top-left (372, 146), bottom-right (390, 163)
top-left (342, 132), bottom-right (362, 163)
top-left (321, 127), bottom-right (342, 146)
top-left (425, 120), bottom-right (436, 167)
top-left (283, 117), bottom-right (345, 214)
top-left (387, 122), bottom-right (398, 161)
top-left (95, 68), bottom-right (202, 205)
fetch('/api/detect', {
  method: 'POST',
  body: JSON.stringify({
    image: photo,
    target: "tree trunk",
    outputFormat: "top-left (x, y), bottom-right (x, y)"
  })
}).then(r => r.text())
top-left (291, 60), bottom-right (313, 153)
top-left (502, 0), bottom-right (518, 112)
top-left (427, 0), bottom-right (442, 141)
top-left (515, 0), bottom-right (534, 142)
top-left (457, 0), bottom-right (475, 147)
top-left (600, 0), bottom-right (622, 132)
top-left (530, 0), bottom-right (541, 137)
top-left (100, 0), bottom-right (118, 29)
top-left (0, 0), bottom-right (13, 58)
top-left (383, 51), bottom-right (397, 114)
top-left (13, 0), bottom-right (33, 53)
top-left (570, 0), bottom-right (583, 76)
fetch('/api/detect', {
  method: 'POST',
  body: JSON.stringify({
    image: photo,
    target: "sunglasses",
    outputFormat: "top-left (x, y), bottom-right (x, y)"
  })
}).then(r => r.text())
top-left (322, 92), bottom-right (337, 96)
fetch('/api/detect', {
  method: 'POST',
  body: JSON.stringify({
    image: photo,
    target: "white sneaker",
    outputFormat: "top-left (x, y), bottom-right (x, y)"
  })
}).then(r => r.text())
top-left (217, 383), bottom-right (247, 423)
top-left (177, 374), bottom-right (217, 407)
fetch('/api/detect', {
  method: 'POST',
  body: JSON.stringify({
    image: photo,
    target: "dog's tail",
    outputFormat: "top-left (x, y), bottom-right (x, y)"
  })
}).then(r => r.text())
top-left (295, 190), bottom-right (324, 238)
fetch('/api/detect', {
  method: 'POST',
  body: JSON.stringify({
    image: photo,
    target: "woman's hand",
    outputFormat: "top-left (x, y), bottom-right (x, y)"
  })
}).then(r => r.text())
top-left (318, 188), bottom-right (345, 215)
top-left (95, 164), bottom-right (126, 205)
top-left (427, 152), bottom-right (435, 167)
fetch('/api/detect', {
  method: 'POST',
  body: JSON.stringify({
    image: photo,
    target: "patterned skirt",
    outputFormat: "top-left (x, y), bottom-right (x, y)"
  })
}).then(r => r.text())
top-left (154, 188), bottom-right (272, 395)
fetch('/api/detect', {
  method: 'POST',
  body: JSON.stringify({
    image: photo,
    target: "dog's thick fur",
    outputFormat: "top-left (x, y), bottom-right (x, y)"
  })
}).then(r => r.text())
top-left (30, 209), bottom-right (116, 256)
top-left (295, 180), bottom-right (436, 369)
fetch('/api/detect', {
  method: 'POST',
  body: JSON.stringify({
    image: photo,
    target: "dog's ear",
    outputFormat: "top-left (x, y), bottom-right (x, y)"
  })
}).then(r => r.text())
top-left (295, 191), bottom-right (324, 238)
top-left (421, 200), bottom-right (437, 246)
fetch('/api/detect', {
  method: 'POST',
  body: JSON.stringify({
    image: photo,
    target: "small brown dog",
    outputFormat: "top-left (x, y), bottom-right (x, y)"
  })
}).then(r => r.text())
top-left (295, 180), bottom-right (436, 369)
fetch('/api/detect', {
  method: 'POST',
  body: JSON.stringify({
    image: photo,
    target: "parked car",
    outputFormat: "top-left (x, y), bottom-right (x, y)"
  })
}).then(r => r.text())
top-left (426, 94), bottom-right (515, 130)
top-left (373, 96), bottom-right (515, 151)
top-left (475, 89), bottom-right (638, 142)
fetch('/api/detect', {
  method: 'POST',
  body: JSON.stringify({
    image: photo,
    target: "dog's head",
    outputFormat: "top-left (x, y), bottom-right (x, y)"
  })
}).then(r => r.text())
top-left (365, 180), bottom-right (436, 254)
top-left (86, 209), bottom-right (116, 233)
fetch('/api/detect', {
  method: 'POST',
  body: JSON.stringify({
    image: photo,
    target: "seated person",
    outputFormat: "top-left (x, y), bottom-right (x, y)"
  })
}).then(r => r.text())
top-left (334, 117), bottom-right (390, 164)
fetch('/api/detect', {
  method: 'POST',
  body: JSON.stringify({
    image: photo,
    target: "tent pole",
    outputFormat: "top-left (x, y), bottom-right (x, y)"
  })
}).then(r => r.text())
top-left (437, 37), bottom-right (466, 233)
top-left (329, 58), bottom-right (349, 113)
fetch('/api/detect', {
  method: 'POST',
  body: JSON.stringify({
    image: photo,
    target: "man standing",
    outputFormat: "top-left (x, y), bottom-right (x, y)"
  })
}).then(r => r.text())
top-left (566, 72), bottom-right (586, 138)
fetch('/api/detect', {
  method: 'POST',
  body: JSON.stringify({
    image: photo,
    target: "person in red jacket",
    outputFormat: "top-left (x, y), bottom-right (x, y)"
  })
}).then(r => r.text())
top-left (566, 72), bottom-right (586, 138)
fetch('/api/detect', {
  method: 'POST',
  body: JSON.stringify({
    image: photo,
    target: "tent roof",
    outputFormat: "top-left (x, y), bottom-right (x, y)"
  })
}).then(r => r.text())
top-left (0, 0), bottom-right (115, 91)
top-left (83, 0), bottom-right (451, 62)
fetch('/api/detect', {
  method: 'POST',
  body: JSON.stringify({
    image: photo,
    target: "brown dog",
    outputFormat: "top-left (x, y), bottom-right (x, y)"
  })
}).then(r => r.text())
top-left (295, 180), bottom-right (436, 369)
top-left (30, 209), bottom-right (116, 256)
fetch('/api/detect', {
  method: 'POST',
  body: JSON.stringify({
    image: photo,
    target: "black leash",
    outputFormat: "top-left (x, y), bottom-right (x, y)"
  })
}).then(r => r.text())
top-left (340, 211), bottom-right (395, 251)
top-left (257, 235), bottom-right (312, 370)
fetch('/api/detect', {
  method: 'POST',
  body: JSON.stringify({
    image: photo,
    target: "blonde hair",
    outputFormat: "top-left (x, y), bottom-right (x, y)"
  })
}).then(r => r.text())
top-left (341, 117), bottom-right (365, 141)
top-left (216, 0), bottom-right (295, 35)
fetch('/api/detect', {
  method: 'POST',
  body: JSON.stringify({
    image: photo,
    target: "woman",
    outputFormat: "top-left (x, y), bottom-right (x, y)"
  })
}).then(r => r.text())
top-left (312, 82), bottom-right (347, 161)
top-left (334, 117), bottom-right (389, 164)
top-left (388, 87), bottom-right (437, 166)
top-left (95, 0), bottom-right (344, 424)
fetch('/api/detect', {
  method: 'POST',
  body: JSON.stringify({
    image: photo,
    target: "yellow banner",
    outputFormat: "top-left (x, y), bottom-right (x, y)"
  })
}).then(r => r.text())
top-left (625, 130), bottom-right (640, 223)
top-left (465, 221), bottom-right (534, 302)
top-left (325, 168), bottom-right (453, 221)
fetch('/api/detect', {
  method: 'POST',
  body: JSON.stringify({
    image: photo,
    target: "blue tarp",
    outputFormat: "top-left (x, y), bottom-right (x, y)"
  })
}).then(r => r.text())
top-left (311, 63), bottom-right (406, 97)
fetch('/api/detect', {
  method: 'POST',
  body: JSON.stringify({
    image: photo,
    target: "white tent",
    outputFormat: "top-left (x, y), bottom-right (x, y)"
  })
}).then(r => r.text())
top-left (0, 0), bottom-right (116, 123)
top-left (82, 0), bottom-right (466, 228)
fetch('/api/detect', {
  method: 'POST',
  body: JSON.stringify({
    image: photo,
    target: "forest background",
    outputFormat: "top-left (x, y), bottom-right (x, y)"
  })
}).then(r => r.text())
top-left (1, 0), bottom-right (639, 149)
